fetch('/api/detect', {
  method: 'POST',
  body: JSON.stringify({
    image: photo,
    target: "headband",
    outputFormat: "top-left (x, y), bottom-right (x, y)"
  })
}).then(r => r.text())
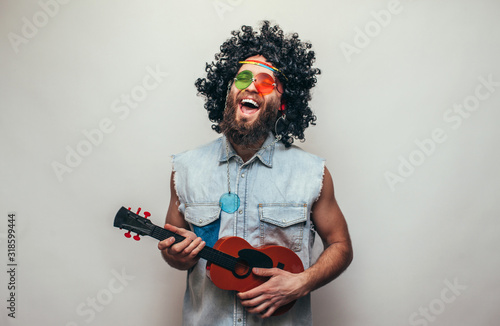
top-left (238, 60), bottom-right (288, 81)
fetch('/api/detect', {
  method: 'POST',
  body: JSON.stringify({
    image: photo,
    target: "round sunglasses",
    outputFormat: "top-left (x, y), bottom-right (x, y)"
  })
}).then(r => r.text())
top-left (234, 70), bottom-right (281, 95)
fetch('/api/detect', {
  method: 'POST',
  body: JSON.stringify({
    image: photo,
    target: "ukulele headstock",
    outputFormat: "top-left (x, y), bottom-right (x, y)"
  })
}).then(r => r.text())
top-left (114, 207), bottom-right (153, 241)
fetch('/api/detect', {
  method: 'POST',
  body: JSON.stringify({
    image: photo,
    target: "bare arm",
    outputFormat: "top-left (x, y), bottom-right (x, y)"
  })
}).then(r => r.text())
top-left (238, 166), bottom-right (353, 317)
top-left (299, 166), bottom-right (353, 290)
top-left (158, 171), bottom-right (206, 270)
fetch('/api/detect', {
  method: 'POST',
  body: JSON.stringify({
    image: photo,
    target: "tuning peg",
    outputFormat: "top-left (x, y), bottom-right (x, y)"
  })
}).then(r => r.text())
top-left (123, 206), bottom-right (150, 241)
top-left (127, 207), bottom-right (150, 218)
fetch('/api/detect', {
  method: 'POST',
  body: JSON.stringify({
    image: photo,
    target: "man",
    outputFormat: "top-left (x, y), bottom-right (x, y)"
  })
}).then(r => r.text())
top-left (158, 21), bottom-right (352, 325)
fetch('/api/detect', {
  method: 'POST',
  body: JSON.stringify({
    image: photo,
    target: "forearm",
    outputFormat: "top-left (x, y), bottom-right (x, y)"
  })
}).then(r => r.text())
top-left (299, 240), bottom-right (353, 295)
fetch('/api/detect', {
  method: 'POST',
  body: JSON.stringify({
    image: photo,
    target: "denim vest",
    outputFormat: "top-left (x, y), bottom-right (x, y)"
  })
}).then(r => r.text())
top-left (172, 133), bottom-right (325, 326)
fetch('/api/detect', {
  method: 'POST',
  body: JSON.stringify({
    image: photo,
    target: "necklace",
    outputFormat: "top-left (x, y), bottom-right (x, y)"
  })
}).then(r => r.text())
top-left (219, 135), bottom-right (281, 214)
top-left (219, 139), bottom-right (240, 213)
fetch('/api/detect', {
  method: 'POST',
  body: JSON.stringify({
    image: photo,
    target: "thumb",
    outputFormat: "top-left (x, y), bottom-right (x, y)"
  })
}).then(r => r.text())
top-left (252, 267), bottom-right (277, 276)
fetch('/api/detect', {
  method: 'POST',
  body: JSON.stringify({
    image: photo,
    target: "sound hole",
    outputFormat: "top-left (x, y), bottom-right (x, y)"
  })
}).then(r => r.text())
top-left (232, 249), bottom-right (273, 279)
top-left (233, 259), bottom-right (251, 279)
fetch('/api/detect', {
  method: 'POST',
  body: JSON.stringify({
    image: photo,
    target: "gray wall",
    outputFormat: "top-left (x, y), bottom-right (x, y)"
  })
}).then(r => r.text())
top-left (1, 0), bottom-right (499, 325)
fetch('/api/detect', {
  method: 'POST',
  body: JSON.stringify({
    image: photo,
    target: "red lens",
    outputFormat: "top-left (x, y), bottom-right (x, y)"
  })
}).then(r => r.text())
top-left (255, 73), bottom-right (275, 95)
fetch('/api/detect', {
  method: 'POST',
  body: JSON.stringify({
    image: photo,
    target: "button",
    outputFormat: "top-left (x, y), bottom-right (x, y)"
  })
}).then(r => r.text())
top-left (238, 210), bottom-right (243, 214)
top-left (237, 318), bottom-right (242, 323)
top-left (282, 219), bottom-right (286, 223)
top-left (241, 173), bottom-right (245, 178)
top-left (199, 219), bottom-right (203, 223)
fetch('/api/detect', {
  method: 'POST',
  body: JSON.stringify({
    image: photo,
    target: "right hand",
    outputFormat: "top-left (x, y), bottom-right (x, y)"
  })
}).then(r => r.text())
top-left (158, 223), bottom-right (206, 270)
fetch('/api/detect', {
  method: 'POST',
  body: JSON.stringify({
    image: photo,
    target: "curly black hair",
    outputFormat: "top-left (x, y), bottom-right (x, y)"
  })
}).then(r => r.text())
top-left (195, 21), bottom-right (320, 147)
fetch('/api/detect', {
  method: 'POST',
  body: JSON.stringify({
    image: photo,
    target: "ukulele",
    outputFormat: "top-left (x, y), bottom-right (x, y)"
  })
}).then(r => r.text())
top-left (113, 206), bottom-right (304, 316)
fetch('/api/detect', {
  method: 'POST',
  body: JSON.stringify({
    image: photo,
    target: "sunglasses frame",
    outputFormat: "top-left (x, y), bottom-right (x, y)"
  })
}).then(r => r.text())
top-left (234, 70), bottom-right (282, 95)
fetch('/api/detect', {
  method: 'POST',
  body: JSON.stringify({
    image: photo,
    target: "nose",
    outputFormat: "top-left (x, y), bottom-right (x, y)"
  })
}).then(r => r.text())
top-left (244, 78), bottom-right (259, 93)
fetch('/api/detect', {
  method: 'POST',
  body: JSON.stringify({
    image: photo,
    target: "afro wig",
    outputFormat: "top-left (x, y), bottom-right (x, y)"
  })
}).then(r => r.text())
top-left (195, 21), bottom-right (321, 147)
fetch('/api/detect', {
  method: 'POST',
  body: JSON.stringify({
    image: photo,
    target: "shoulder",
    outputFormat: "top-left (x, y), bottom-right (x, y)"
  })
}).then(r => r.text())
top-left (273, 143), bottom-right (326, 200)
top-left (173, 137), bottom-right (222, 163)
top-left (275, 142), bottom-right (325, 166)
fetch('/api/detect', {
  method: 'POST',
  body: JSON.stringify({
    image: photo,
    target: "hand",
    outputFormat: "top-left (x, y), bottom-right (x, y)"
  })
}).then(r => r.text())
top-left (237, 268), bottom-right (308, 318)
top-left (158, 224), bottom-right (205, 270)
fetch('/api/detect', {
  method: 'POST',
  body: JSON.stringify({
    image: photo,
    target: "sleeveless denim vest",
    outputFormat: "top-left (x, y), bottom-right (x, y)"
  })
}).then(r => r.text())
top-left (172, 133), bottom-right (325, 326)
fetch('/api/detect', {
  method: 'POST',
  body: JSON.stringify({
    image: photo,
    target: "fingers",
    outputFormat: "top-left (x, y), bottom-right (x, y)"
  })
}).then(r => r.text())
top-left (238, 268), bottom-right (279, 300)
top-left (157, 236), bottom-right (176, 250)
top-left (157, 224), bottom-right (205, 258)
top-left (238, 272), bottom-right (276, 317)
top-left (178, 236), bottom-right (205, 258)
top-left (254, 302), bottom-right (277, 319)
top-left (158, 225), bottom-right (206, 271)
top-left (163, 223), bottom-right (181, 234)
top-left (238, 268), bottom-right (298, 318)
top-left (159, 235), bottom-right (204, 256)
top-left (251, 267), bottom-right (276, 277)
top-left (238, 288), bottom-right (274, 309)
top-left (239, 292), bottom-right (278, 318)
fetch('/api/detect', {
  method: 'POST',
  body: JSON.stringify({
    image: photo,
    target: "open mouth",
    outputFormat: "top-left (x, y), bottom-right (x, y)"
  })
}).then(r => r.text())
top-left (239, 98), bottom-right (260, 115)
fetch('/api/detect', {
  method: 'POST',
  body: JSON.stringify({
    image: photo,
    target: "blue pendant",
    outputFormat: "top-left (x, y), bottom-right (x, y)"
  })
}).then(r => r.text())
top-left (219, 192), bottom-right (240, 213)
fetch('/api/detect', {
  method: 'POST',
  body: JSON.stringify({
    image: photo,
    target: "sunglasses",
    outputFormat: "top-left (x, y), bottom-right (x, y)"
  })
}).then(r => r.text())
top-left (234, 70), bottom-right (281, 95)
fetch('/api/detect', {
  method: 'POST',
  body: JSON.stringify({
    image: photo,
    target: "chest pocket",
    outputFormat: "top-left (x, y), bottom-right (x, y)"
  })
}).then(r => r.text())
top-left (184, 203), bottom-right (221, 248)
top-left (258, 203), bottom-right (308, 252)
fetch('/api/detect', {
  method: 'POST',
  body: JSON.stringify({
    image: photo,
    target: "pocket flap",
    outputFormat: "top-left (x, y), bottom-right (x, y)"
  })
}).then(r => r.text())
top-left (259, 203), bottom-right (307, 227)
top-left (184, 203), bottom-right (221, 227)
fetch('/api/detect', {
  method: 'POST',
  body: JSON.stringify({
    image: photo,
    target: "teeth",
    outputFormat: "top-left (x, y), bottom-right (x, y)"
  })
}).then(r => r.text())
top-left (241, 99), bottom-right (259, 108)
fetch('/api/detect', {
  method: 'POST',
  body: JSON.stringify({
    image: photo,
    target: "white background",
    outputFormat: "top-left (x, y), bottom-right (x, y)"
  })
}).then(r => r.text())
top-left (1, 0), bottom-right (499, 325)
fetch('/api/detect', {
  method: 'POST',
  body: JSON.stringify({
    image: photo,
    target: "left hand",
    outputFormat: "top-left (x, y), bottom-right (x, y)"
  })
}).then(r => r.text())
top-left (237, 267), bottom-right (308, 318)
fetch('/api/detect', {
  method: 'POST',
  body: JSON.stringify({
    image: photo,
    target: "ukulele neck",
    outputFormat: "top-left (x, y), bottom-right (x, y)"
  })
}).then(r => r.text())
top-left (150, 225), bottom-right (237, 272)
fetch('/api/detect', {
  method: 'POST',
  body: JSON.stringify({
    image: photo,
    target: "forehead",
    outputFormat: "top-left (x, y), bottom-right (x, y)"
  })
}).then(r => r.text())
top-left (237, 55), bottom-right (276, 75)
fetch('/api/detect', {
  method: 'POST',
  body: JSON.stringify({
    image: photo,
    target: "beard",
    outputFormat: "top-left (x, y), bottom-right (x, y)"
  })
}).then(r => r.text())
top-left (219, 92), bottom-right (279, 147)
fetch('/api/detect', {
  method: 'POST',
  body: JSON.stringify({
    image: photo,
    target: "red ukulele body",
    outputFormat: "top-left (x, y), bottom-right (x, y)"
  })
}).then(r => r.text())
top-left (207, 236), bottom-right (304, 292)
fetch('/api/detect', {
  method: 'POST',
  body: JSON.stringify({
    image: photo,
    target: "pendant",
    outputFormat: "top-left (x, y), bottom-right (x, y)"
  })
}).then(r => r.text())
top-left (219, 192), bottom-right (240, 213)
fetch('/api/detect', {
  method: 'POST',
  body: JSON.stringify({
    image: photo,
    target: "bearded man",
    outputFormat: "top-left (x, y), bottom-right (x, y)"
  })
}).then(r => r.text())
top-left (158, 21), bottom-right (353, 325)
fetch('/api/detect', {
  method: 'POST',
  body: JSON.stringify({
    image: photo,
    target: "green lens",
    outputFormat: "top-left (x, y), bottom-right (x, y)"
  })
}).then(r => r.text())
top-left (235, 70), bottom-right (253, 90)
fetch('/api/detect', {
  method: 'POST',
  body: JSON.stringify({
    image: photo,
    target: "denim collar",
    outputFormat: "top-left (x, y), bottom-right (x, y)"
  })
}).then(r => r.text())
top-left (218, 133), bottom-right (276, 168)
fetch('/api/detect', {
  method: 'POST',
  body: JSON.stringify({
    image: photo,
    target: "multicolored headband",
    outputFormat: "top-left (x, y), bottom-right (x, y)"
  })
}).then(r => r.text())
top-left (238, 60), bottom-right (288, 81)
